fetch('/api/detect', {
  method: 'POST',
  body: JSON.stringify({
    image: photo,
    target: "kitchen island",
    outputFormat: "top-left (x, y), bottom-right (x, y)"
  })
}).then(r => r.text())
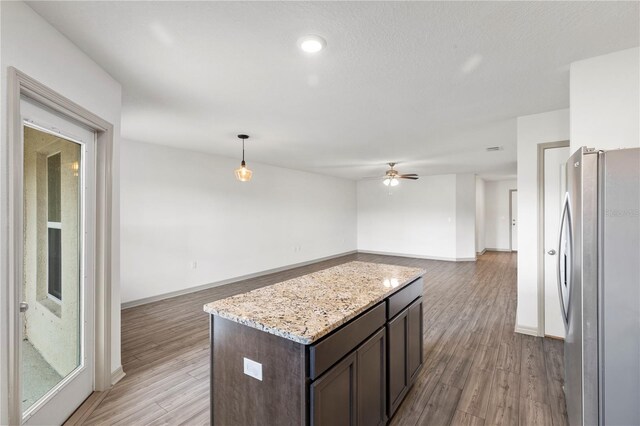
top-left (204, 261), bottom-right (426, 426)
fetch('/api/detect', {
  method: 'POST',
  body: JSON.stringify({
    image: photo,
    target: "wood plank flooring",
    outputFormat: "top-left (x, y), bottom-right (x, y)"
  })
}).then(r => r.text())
top-left (81, 252), bottom-right (568, 425)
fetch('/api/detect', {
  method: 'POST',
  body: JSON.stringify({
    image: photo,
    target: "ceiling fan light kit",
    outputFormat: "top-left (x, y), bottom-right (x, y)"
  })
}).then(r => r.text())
top-left (383, 177), bottom-right (399, 187)
top-left (234, 134), bottom-right (253, 182)
top-left (380, 162), bottom-right (419, 187)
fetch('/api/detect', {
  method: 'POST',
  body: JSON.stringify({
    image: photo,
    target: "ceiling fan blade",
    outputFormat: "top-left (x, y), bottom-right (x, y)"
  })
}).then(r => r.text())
top-left (399, 176), bottom-right (419, 180)
top-left (398, 174), bottom-right (419, 178)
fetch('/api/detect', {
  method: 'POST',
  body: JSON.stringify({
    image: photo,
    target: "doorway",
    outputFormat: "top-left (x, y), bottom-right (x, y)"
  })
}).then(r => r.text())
top-left (538, 141), bottom-right (571, 338)
top-left (20, 97), bottom-right (96, 424)
top-left (7, 68), bottom-right (115, 425)
top-left (509, 190), bottom-right (518, 251)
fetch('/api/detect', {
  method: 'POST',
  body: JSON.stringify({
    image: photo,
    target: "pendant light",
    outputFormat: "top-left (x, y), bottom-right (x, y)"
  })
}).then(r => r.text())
top-left (234, 134), bottom-right (252, 182)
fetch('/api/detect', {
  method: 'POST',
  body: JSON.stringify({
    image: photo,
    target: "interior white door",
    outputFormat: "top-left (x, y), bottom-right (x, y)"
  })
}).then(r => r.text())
top-left (510, 190), bottom-right (518, 251)
top-left (18, 96), bottom-right (96, 425)
top-left (543, 146), bottom-right (570, 338)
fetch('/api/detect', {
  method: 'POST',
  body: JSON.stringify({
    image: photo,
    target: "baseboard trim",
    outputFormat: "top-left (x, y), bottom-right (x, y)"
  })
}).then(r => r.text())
top-left (476, 249), bottom-right (487, 256)
top-left (111, 365), bottom-right (125, 385)
top-left (485, 248), bottom-right (511, 252)
top-left (358, 250), bottom-right (476, 262)
top-left (515, 324), bottom-right (539, 337)
top-left (121, 250), bottom-right (358, 309)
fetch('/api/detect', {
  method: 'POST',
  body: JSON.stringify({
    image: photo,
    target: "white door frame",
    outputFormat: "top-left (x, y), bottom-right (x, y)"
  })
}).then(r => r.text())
top-left (536, 140), bottom-right (570, 337)
top-left (509, 189), bottom-right (517, 252)
top-left (6, 67), bottom-right (114, 424)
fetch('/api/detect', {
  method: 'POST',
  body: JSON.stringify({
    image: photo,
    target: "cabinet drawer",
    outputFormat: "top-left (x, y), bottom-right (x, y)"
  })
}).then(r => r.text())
top-left (310, 302), bottom-right (386, 380)
top-left (387, 278), bottom-right (423, 319)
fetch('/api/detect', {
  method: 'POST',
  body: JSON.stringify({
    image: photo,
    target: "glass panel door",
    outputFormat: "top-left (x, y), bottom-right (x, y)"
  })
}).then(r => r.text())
top-left (22, 124), bottom-right (83, 413)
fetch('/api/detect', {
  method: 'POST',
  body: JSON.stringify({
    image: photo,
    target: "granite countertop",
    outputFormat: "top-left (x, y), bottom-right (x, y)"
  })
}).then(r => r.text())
top-left (203, 261), bottom-right (425, 344)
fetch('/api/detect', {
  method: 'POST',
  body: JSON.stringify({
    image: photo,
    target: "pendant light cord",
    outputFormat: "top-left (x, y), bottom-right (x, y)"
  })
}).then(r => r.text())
top-left (238, 134), bottom-right (249, 166)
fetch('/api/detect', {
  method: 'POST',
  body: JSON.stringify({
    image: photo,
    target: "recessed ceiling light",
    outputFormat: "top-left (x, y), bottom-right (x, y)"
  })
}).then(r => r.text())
top-left (298, 35), bottom-right (326, 53)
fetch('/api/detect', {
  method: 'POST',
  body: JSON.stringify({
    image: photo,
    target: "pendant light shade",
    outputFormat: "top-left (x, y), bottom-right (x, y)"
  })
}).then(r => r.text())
top-left (234, 134), bottom-right (252, 182)
top-left (235, 161), bottom-right (252, 182)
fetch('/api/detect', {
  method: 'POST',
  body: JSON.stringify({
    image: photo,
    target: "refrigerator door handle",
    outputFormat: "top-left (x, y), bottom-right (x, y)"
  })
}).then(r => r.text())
top-left (557, 193), bottom-right (572, 326)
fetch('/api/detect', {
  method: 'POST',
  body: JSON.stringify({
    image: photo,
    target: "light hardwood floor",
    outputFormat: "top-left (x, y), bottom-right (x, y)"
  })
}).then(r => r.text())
top-left (79, 252), bottom-right (567, 425)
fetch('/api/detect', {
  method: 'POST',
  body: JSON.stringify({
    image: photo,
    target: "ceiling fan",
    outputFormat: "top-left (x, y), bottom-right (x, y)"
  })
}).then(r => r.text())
top-left (377, 163), bottom-right (419, 186)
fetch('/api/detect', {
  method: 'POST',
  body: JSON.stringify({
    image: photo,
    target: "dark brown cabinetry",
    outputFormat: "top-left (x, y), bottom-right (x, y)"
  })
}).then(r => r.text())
top-left (210, 277), bottom-right (424, 426)
top-left (387, 307), bottom-right (409, 415)
top-left (311, 280), bottom-right (424, 425)
top-left (310, 328), bottom-right (387, 426)
top-left (311, 352), bottom-right (357, 426)
top-left (387, 297), bottom-right (424, 418)
top-left (357, 329), bottom-right (387, 426)
top-left (407, 299), bottom-right (423, 382)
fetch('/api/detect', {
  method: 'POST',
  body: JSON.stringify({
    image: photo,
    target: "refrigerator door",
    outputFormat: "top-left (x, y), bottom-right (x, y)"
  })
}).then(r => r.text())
top-left (581, 151), bottom-right (600, 426)
top-left (564, 148), bottom-right (585, 426)
top-left (564, 147), bottom-right (600, 426)
top-left (600, 148), bottom-right (640, 425)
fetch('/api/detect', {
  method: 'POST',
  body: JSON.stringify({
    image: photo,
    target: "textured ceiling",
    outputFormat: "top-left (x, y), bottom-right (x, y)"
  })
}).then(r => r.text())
top-left (27, 1), bottom-right (639, 180)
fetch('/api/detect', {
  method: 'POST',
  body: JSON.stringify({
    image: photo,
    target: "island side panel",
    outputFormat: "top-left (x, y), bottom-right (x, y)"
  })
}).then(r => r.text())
top-left (211, 315), bottom-right (308, 426)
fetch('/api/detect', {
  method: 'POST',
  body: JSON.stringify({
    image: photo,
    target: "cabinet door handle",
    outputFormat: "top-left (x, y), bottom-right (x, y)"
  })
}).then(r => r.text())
top-left (547, 249), bottom-right (556, 255)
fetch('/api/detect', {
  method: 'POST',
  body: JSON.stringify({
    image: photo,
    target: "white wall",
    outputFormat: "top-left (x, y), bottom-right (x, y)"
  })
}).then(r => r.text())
top-left (485, 179), bottom-right (517, 251)
top-left (0, 2), bottom-right (122, 416)
top-left (475, 177), bottom-right (486, 253)
top-left (357, 173), bottom-right (476, 261)
top-left (120, 139), bottom-right (357, 303)
top-left (516, 109), bottom-right (570, 334)
top-left (571, 47), bottom-right (640, 152)
top-left (455, 174), bottom-right (477, 260)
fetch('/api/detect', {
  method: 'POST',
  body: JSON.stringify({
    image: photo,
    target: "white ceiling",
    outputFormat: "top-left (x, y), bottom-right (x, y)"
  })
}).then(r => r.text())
top-left (28, 1), bottom-right (639, 180)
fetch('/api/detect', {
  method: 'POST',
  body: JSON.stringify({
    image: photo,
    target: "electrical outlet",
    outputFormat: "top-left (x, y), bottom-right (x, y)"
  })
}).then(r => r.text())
top-left (190, 261), bottom-right (197, 269)
top-left (243, 357), bottom-right (262, 381)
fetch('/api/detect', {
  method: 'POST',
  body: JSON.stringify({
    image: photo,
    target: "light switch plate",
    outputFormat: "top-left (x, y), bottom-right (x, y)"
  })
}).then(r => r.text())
top-left (243, 357), bottom-right (263, 381)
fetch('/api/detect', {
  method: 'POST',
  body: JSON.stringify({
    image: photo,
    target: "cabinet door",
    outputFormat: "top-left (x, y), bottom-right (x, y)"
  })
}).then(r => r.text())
top-left (387, 309), bottom-right (409, 417)
top-left (310, 352), bottom-right (357, 426)
top-left (407, 298), bottom-right (424, 383)
top-left (357, 328), bottom-right (386, 426)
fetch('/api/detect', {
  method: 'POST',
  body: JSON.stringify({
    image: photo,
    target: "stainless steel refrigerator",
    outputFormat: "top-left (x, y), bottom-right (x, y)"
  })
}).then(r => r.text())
top-left (558, 147), bottom-right (640, 425)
